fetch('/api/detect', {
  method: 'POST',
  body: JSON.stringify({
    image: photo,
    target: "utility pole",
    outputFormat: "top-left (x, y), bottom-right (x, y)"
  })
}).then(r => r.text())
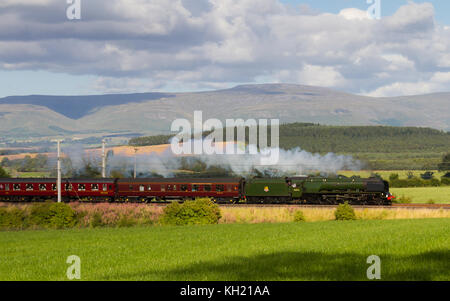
top-left (102, 139), bottom-right (106, 178)
top-left (52, 139), bottom-right (63, 203)
top-left (134, 147), bottom-right (138, 179)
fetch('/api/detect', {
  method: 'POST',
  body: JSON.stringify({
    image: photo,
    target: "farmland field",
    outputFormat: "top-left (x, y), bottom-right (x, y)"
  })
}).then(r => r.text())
top-left (390, 187), bottom-right (450, 204)
top-left (0, 219), bottom-right (449, 281)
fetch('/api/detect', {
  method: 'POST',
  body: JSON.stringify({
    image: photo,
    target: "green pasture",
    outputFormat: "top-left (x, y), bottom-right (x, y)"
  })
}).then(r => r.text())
top-left (390, 187), bottom-right (450, 204)
top-left (0, 219), bottom-right (449, 281)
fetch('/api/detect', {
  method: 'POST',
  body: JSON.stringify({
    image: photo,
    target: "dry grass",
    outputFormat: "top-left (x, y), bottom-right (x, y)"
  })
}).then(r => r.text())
top-left (1, 202), bottom-right (448, 226)
top-left (70, 202), bottom-right (164, 226)
top-left (219, 207), bottom-right (450, 223)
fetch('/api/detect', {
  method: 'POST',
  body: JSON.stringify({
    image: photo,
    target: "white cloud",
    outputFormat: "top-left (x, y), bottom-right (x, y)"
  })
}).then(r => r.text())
top-left (380, 54), bottom-right (415, 71)
top-left (338, 8), bottom-right (368, 21)
top-left (274, 65), bottom-right (346, 88)
top-left (367, 72), bottom-right (450, 97)
top-left (0, 0), bottom-right (52, 7)
top-left (0, 0), bottom-right (449, 96)
top-left (431, 72), bottom-right (450, 83)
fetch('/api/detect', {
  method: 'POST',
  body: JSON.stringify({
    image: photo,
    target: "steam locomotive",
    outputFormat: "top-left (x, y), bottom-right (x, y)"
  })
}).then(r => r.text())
top-left (0, 175), bottom-right (393, 205)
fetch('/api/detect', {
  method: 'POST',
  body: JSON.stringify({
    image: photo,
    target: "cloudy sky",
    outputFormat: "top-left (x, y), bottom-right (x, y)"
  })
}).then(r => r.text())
top-left (0, 0), bottom-right (449, 97)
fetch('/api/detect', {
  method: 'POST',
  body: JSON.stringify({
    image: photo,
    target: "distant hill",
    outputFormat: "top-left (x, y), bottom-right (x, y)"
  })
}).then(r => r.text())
top-left (0, 84), bottom-right (449, 140)
top-left (0, 92), bottom-right (174, 119)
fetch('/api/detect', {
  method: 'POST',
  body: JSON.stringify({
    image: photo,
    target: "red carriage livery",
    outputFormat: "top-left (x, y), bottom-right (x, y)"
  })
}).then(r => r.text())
top-left (0, 178), bottom-right (116, 202)
top-left (0, 177), bottom-right (243, 203)
top-left (116, 178), bottom-right (243, 203)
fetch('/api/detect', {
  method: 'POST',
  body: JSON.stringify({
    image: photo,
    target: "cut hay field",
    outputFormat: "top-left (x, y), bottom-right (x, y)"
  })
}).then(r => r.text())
top-left (0, 219), bottom-right (448, 281)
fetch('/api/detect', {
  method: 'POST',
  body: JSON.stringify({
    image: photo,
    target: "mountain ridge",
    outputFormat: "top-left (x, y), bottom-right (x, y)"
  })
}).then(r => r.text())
top-left (0, 84), bottom-right (449, 140)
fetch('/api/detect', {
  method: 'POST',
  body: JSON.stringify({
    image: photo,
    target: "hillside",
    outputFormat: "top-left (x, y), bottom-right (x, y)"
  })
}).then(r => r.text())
top-left (2, 124), bottom-right (447, 171)
top-left (127, 123), bottom-right (450, 170)
top-left (1, 84), bottom-right (450, 140)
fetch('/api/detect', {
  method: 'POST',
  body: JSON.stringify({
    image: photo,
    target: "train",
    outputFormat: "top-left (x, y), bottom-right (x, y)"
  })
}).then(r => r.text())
top-left (0, 175), bottom-right (393, 205)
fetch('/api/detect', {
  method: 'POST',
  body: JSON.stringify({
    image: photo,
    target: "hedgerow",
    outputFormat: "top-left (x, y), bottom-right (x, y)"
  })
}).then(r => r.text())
top-left (293, 210), bottom-right (306, 222)
top-left (0, 202), bottom-right (163, 230)
top-left (0, 207), bottom-right (26, 229)
top-left (160, 198), bottom-right (222, 226)
top-left (29, 202), bottom-right (77, 229)
top-left (334, 202), bottom-right (356, 221)
top-left (388, 173), bottom-right (449, 187)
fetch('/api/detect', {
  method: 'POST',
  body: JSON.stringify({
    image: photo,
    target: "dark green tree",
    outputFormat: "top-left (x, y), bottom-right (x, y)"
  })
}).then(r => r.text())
top-left (1, 157), bottom-right (10, 167)
top-left (0, 165), bottom-right (10, 178)
top-left (77, 160), bottom-right (102, 178)
top-left (438, 153), bottom-right (450, 171)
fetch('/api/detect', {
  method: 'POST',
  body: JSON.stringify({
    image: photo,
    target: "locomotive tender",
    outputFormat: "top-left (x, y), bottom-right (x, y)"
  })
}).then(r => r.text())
top-left (0, 175), bottom-right (393, 205)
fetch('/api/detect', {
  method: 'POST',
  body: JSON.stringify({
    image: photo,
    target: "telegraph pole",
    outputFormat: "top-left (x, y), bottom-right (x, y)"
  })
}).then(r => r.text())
top-left (54, 139), bottom-right (63, 203)
top-left (102, 139), bottom-right (106, 178)
top-left (134, 147), bottom-right (138, 179)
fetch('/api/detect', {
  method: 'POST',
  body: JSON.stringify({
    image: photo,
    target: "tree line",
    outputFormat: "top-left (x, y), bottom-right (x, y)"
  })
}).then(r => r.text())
top-left (129, 123), bottom-right (450, 153)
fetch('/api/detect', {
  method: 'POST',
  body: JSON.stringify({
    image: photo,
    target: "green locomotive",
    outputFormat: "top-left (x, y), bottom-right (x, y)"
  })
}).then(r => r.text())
top-left (243, 175), bottom-right (392, 205)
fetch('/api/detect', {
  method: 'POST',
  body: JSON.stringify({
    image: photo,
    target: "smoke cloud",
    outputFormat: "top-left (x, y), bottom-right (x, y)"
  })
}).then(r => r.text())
top-left (48, 140), bottom-right (362, 178)
top-left (194, 146), bottom-right (362, 177)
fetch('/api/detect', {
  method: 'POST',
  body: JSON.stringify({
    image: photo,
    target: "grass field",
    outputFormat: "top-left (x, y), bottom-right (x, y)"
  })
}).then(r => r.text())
top-left (350, 152), bottom-right (445, 170)
top-left (390, 187), bottom-right (450, 204)
top-left (2, 168), bottom-right (50, 178)
top-left (0, 219), bottom-right (449, 281)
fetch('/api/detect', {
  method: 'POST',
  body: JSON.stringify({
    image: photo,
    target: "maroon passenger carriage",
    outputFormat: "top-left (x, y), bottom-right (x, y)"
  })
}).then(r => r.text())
top-left (0, 177), bottom-right (243, 203)
top-left (116, 178), bottom-right (243, 203)
top-left (0, 178), bottom-right (116, 202)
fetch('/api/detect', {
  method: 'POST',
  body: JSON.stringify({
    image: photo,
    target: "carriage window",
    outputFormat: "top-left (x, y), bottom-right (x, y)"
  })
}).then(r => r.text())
top-left (173, 185), bottom-right (177, 191)
top-left (167, 185), bottom-right (173, 191)
top-left (192, 184), bottom-right (199, 192)
top-left (13, 184), bottom-right (21, 191)
top-left (129, 185), bottom-right (133, 191)
top-left (78, 184), bottom-right (86, 191)
top-left (91, 184), bottom-right (99, 191)
top-left (103, 184), bottom-right (108, 191)
top-left (0, 184), bottom-right (4, 190)
top-left (65, 184), bottom-right (72, 191)
top-left (139, 185), bottom-right (145, 192)
top-left (181, 184), bottom-right (188, 191)
top-left (39, 184), bottom-right (47, 191)
top-left (216, 184), bottom-right (224, 192)
top-left (227, 185), bottom-right (232, 192)
top-left (148, 185), bottom-right (152, 191)
top-left (5, 184), bottom-right (9, 191)
top-left (52, 184), bottom-right (57, 191)
top-left (161, 184), bottom-right (165, 191)
top-left (26, 184), bottom-right (33, 191)
top-left (233, 185), bottom-right (239, 191)
top-left (204, 185), bottom-right (211, 192)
